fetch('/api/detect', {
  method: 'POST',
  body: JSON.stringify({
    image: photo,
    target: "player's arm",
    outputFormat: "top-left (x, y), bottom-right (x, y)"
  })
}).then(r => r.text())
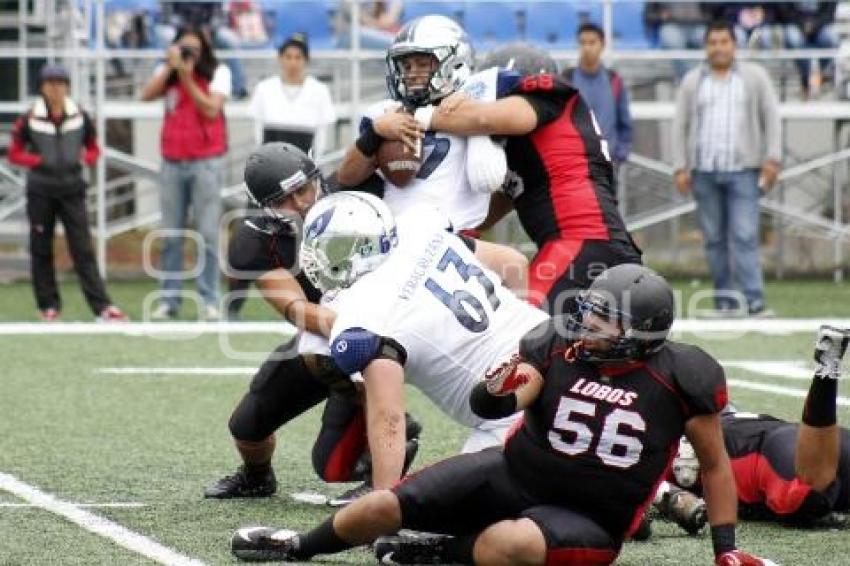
top-left (255, 268), bottom-right (336, 337)
top-left (472, 239), bottom-right (528, 296)
top-left (423, 95), bottom-right (539, 136)
top-left (337, 110), bottom-right (421, 187)
top-left (362, 358), bottom-right (406, 489)
top-left (477, 191), bottom-right (515, 231)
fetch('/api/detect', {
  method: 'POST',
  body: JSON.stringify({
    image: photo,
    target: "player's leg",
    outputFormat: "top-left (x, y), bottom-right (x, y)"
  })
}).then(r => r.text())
top-left (472, 505), bottom-right (620, 566)
top-left (527, 239), bottom-right (584, 313)
top-left (795, 325), bottom-right (850, 490)
top-left (205, 342), bottom-right (332, 498)
top-left (461, 413), bottom-right (520, 453)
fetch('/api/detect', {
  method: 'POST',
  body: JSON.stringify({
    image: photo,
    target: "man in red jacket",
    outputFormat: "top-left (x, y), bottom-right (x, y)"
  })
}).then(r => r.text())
top-left (8, 64), bottom-right (127, 322)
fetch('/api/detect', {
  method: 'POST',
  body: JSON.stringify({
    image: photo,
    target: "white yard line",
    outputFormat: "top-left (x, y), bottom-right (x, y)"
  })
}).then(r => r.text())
top-left (0, 473), bottom-right (205, 566)
top-left (728, 378), bottom-right (850, 407)
top-left (0, 319), bottom-right (845, 336)
top-left (721, 360), bottom-right (813, 380)
top-left (0, 502), bottom-right (146, 508)
top-left (96, 367), bottom-right (255, 376)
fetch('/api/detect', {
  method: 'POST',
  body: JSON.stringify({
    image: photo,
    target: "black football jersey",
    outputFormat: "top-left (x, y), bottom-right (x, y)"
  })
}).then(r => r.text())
top-left (227, 216), bottom-right (321, 303)
top-left (504, 315), bottom-right (727, 537)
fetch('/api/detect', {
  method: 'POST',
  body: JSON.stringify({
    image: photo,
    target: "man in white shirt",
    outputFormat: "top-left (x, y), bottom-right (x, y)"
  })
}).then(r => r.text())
top-left (250, 34), bottom-right (337, 157)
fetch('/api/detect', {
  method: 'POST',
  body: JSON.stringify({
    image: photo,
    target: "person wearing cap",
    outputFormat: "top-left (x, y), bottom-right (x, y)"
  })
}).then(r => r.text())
top-left (249, 34), bottom-right (337, 157)
top-left (141, 27), bottom-right (231, 321)
top-left (7, 64), bottom-right (128, 322)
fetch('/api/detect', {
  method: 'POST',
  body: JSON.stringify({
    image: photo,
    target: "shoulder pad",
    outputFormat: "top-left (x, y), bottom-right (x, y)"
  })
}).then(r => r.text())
top-left (666, 343), bottom-right (728, 416)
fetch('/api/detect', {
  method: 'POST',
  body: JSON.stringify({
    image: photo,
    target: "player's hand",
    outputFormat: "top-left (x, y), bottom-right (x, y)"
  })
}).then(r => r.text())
top-left (437, 91), bottom-right (471, 115)
top-left (483, 353), bottom-right (527, 396)
top-left (373, 109), bottom-right (422, 154)
top-left (674, 170), bottom-right (691, 195)
top-left (715, 550), bottom-right (779, 566)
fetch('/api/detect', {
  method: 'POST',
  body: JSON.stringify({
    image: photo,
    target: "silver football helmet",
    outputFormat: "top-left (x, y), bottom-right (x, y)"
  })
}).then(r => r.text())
top-left (386, 14), bottom-right (475, 108)
top-left (672, 437), bottom-right (700, 488)
top-left (299, 192), bottom-right (398, 293)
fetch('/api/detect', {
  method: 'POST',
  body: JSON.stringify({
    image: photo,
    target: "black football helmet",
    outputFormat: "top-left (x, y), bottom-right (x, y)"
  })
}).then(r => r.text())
top-left (243, 142), bottom-right (322, 218)
top-left (567, 264), bottom-right (675, 362)
top-left (480, 42), bottom-right (558, 76)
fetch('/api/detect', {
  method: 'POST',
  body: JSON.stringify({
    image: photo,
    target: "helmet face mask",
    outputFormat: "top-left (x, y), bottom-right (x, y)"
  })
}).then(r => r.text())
top-left (386, 15), bottom-right (474, 108)
top-left (299, 192), bottom-right (398, 293)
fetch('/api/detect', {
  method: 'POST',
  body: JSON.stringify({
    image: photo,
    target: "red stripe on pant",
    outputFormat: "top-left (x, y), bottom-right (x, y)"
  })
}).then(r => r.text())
top-left (546, 547), bottom-right (618, 566)
top-left (527, 239), bottom-right (585, 308)
top-left (731, 453), bottom-right (813, 515)
top-left (322, 411), bottom-right (367, 482)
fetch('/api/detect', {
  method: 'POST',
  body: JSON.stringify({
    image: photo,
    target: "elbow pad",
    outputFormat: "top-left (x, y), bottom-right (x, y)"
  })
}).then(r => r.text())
top-left (470, 380), bottom-right (517, 420)
top-left (466, 135), bottom-right (508, 194)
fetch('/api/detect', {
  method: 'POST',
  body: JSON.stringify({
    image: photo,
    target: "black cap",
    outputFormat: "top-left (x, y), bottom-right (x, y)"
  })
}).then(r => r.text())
top-left (40, 64), bottom-right (70, 84)
top-left (278, 33), bottom-right (309, 60)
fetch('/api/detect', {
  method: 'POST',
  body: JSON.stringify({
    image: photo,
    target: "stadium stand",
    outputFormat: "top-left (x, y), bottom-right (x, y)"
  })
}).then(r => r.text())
top-left (613, 0), bottom-right (652, 48)
top-left (463, 2), bottom-right (523, 51)
top-left (268, 1), bottom-right (336, 49)
top-left (525, 1), bottom-right (603, 49)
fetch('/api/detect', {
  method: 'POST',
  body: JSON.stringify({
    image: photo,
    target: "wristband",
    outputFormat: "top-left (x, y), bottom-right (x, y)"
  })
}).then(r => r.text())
top-left (413, 105), bottom-right (435, 131)
top-left (710, 524), bottom-right (736, 557)
top-left (470, 380), bottom-right (517, 419)
top-left (355, 122), bottom-right (384, 158)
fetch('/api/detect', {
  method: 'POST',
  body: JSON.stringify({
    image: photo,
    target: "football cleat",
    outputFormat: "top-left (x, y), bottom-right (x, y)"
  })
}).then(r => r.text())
top-left (231, 526), bottom-right (299, 562)
top-left (630, 514), bottom-right (652, 541)
top-left (656, 485), bottom-right (707, 535)
top-left (374, 532), bottom-right (453, 564)
top-left (328, 481), bottom-right (373, 508)
top-left (39, 308), bottom-right (60, 322)
top-left (813, 325), bottom-right (850, 379)
top-left (204, 465), bottom-right (277, 499)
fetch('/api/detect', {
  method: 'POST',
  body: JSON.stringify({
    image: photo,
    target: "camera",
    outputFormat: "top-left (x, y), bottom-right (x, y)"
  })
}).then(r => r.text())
top-left (179, 46), bottom-right (198, 61)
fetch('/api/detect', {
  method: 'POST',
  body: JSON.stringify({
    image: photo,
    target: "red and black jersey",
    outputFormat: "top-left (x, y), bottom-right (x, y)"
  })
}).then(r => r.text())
top-left (496, 72), bottom-right (637, 253)
top-left (504, 316), bottom-right (727, 538)
top-left (720, 412), bottom-right (850, 521)
top-left (228, 216), bottom-right (321, 303)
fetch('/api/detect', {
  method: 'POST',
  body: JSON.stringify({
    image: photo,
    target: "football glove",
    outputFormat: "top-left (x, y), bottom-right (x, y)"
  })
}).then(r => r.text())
top-left (715, 550), bottom-right (779, 566)
top-left (483, 353), bottom-right (528, 396)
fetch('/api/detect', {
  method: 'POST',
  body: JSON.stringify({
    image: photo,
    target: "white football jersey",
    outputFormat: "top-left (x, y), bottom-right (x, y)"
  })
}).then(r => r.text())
top-left (326, 208), bottom-right (548, 426)
top-left (360, 100), bottom-right (489, 231)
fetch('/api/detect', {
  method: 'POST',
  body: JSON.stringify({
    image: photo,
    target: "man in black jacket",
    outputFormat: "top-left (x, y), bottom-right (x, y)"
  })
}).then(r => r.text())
top-left (7, 64), bottom-right (127, 322)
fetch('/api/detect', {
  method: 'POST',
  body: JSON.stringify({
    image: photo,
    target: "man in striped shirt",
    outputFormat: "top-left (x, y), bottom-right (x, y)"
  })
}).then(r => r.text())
top-left (673, 21), bottom-right (781, 318)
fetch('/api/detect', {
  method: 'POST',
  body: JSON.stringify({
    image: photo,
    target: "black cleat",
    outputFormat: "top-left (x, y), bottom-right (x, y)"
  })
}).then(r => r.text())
top-left (204, 466), bottom-right (277, 499)
top-left (656, 486), bottom-right (707, 535)
top-left (814, 325), bottom-right (850, 379)
top-left (328, 481), bottom-right (373, 507)
top-left (374, 532), bottom-right (453, 564)
top-left (231, 526), bottom-right (299, 561)
top-left (630, 514), bottom-right (653, 541)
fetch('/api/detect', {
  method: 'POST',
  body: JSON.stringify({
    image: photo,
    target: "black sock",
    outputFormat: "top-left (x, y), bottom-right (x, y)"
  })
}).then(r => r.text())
top-left (443, 534), bottom-right (477, 564)
top-left (802, 375), bottom-right (838, 427)
top-left (243, 461), bottom-right (272, 477)
top-left (293, 516), bottom-right (351, 559)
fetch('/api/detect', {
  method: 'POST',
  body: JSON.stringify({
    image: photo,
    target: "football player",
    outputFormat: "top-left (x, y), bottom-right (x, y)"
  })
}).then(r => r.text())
top-left (205, 143), bottom-right (421, 501)
top-left (669, 326), bottom-right (850, 526)
top-left (337, 15), bottom-right (508, 233)
top-left (413, 43), bottom-right (643, 315)
top-left (230, 264), bottom-right (775, 566)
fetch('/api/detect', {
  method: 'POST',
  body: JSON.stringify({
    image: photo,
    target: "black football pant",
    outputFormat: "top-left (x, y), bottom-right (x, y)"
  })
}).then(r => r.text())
top-left (26, 190), bottom-right (112, 314)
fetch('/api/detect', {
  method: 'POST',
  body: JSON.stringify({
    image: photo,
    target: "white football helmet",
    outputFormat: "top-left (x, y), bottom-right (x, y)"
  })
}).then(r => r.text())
top-left (386, 14), bottom-right (475, 107)
top-left (299, 192), bottom-right (398, 293)
top-left (672, 437), bottom-right (700, 488)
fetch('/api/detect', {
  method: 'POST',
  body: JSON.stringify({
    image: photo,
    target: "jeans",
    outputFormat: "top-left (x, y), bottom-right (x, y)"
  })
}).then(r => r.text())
top-left (784, 24), bottom-right (838, 90)
top-left (691, 170), bottom-right (765, 310)
top-left (159, 157), bottom-right (223, 310)
top-left (658, 23), bottom-right (705, 79)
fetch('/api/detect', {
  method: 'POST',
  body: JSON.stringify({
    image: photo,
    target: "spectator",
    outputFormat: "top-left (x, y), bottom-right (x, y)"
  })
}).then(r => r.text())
top-left (155, 1), bottom-right (252, 99)
top-left (777, 2), bottom-right (838, 98)
top-left (673, 21), bottom-right (782, 317)
top-left (7, 64), bottom-right (128, 323)
top-left (708, 3), bottom-right (781, 49)
top-left (249, 34), bottom-right (337, 156)
top-left (645, 2), bottom-right (711, 78)
top-left (141, 28), bottom-right (230, 321)
top-left (335, 0), bottom-right (403, 49)
top-left (562, 23), bottom-right (632, 166)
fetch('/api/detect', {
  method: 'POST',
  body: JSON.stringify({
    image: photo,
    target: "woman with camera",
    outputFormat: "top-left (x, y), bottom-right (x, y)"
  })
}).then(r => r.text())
top-left (141, 28), bottom-right (231, 321)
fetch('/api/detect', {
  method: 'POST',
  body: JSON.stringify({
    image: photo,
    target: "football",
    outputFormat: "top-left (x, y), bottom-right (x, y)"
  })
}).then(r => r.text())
top-left (376, 139), bottom-right (421, 187)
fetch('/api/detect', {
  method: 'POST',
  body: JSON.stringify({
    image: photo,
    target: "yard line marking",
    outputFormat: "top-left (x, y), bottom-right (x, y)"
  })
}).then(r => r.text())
top-left (96, 367), bottom-right (255, 376)
top-left (0, 502), bottom-right (146, 508)
top-left (721, 361), bottom-right (813, 380)
top-left (728, 378), bottom-right (850, 407)
top-left (0, 319), bottom-right (847, 336)
top-left (0, 473), bottom-right (205, 566)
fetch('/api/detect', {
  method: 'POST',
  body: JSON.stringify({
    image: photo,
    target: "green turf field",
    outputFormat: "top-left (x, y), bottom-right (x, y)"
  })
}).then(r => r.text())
top-left (2, 279), bottom-right (850, 564)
